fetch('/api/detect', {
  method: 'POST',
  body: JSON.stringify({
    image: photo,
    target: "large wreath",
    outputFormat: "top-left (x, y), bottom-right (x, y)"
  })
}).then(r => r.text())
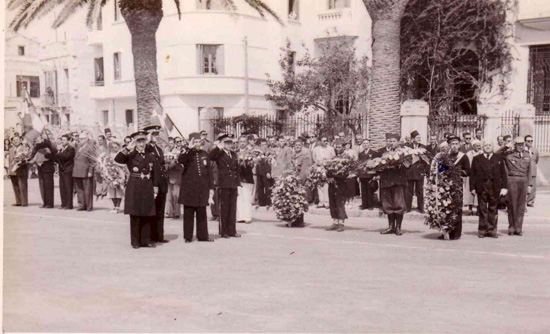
top-left (271, 170), bottom-right (309, 223)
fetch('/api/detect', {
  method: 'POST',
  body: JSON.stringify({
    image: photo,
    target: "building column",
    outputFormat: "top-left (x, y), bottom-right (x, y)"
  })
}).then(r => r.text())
top-left (478, 104), bottom-right (504, 142)
top-left (515, 103), bottom-right (536, 137)
top-left (400, 99), bottom-right (429, 143)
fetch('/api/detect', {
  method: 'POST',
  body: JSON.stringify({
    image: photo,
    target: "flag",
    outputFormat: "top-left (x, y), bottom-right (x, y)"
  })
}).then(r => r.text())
top-left (151, 109), bottom-right (181, 141)
top-left (22, 97), bottom-right (45, 143)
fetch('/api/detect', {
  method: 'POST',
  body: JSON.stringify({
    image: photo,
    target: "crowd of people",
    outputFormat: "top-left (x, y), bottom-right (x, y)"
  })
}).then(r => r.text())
top-left (5, 123), bottom-right (540, 248)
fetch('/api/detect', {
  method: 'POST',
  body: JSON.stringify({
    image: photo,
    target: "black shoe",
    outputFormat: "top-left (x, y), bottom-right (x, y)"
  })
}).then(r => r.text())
top-left (141, 243), bottom-right (156, 248)
top-left (514, 231), bottom-right (523, 236)
top-left (87, 208), bottom-right (93, 212)
top-left (359, 205), bottom-right (366, 210)
top-left (326, 223), bottom-right (339, 231)
top-left (508, 232), bottom-right (514, 236)
top-left (12, 204), bottom-right (21, 207)
top-left (220, 235), bottom-right (230, 239)
top-left (132, 245), bottom-right (140, 249)
top-left (157, 239), bottom-right (169, 243)
top-left (478, 234), bottom-right (486, 238)
top-left (380, 227), bottom-right (395, 235)
top-left (487, 233), bottom-right (499, 238)
top-left (395, 228), bottom-right (402, 236)
top-left (418, 210), bottom-right (425, 214)
top-left (44, 205), bottom-right (54, 209)
top-left (198, 238), bottom-right (214, 242)
top-left (437, 235), bottom-right (445, 240)
top-left (230, 234), bottom-right (242, 238)
top-left (185, 239), bottom-right (193, 243)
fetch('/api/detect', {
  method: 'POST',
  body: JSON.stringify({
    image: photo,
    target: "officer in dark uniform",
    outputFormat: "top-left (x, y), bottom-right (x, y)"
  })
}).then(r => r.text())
top-left (405, 130), bottom-right (428, 213)
top-left (56, 134), bottom-right (76, 209)
top-left (178, 132), bottom-right (214, 243)
top-left (208, 134), bottom-right (241, 238)
top-left (115, 130), bottom-right (160, 249)
top-left (504, 137), bottom-right (533, 236)
top-left (144, 125), bottom-right (169, 243)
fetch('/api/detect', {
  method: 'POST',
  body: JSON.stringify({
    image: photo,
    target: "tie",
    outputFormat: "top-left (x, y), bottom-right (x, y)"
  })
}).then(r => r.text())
top-left (486, 154), bottom-right (490, 159)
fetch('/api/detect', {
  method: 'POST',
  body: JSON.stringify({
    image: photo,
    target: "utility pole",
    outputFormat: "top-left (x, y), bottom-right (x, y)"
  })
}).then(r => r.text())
top-left (243, 36), bottom-right (249, 115)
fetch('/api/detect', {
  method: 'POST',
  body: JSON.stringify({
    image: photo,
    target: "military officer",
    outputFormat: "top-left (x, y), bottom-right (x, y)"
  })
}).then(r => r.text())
top-left (504, 137), bottom-right (533, 236)
top-left (178, 132), bottom-right (214, 243)
top-left (208, 134), bottom-right (241, 238)
top-left (144, 125), bottom-right (169, 243)
top-left (115, 130), bottom-right (160, 249)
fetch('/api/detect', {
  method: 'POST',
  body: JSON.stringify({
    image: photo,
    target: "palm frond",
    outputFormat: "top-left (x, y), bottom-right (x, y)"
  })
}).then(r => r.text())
top-left (7, 0), bottom-right (28, 11)
top-left (244, 0), bottom-right (282, 24)
top-left (53, 0), bottom-right (87, 28)
top-left (85, 0), bottom-right (103, 28)
top-left (10, 0), bottom-right (69, 31)
top-left (219, 0), bottom-right (238, 12)
top-left (173, 0), bottom-right (181, 19)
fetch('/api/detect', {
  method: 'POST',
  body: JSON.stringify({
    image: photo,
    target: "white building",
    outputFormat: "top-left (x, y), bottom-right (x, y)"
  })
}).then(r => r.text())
top-left (86, 0), bottom-right (371, 138)
top-left (4, 32), bottom-right (42, 131)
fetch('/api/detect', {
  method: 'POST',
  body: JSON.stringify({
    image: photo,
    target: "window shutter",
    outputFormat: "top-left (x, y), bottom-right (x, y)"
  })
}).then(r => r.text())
top-left (197, 45), bottom-right (204, 74)
top-left (216, 45), bottom-right (225, 75)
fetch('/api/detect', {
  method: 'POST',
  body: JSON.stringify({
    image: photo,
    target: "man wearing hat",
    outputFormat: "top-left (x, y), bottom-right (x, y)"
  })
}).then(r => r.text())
top-left (378, 133), bottom-right (408, 236)
top-left (115, 130), bottom-right (160, 248)
top-left (73, 131), bottom-right (96, 211)
top-left (29, 133), bottom-right (58, 208)
top-left (144, 124), bottom-right (169, 243)
top-left (56, 134), bottom-right (76, 209)
top-left (178, 132), bottom-right (215, 242)
top-left (405, 130), bottom-right (428, 213)
top-left (209, 134), bottom-right (241, 238)
top-left (504, 137), bottom-right (533, 236)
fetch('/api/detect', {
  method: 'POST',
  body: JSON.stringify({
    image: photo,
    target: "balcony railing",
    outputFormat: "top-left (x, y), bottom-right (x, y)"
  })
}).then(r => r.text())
top-left (318, 8), bottom-right (352, 21)
top-left (90, 81), bottom-right (105, 87)
top-left (42, 93), bottom-right (71, 106)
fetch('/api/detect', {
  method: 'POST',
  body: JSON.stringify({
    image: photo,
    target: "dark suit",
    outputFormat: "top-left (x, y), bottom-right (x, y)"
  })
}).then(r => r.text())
top-left (256, 158), bottom-right (272, 207)
top-left (73, 141), bottom-right (95, 210)
top-left (146, 143), bottom-right (168, 242)
top-left (470, 154), bottom-right (507, 236)
top-left (178, 149), bottom-right (212, 241)
top-left (460, 143), bottom-right (473, 153)
top-left (56, 145), bottom-right (75, 209)
top-left (115, 149), bottom-right (160, 247)
top-left (448, 152), bottom-right (471, 240)
top-left (30, 140), bottom-right (58, 208)
top-left (426, 143), bottom-right (439, 157)
top-left (209, 146), bottom-right (240, 236)
top-left (404, 143), bottom-right (428, 212)
top-left (358, 148), bottom-right (378, 209)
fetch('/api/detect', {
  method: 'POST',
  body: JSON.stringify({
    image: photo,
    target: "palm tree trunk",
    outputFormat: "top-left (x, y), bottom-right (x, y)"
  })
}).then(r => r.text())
top-left (364, 0), bottom-right (409, 147)
top-left (121, 1), bottom-right (163, 128)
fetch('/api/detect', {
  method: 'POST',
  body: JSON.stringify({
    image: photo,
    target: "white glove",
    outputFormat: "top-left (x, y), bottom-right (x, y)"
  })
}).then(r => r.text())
top-left (527, 186), bottom-right (532, 194)
top-left (500, 188), bottom-right (508, 197)
top-left (209, 190), bottom-right (215, 205)
top-left (154, 186), bottom-right (159, 195)
top-left (470, 190), bottom-right (476, 196)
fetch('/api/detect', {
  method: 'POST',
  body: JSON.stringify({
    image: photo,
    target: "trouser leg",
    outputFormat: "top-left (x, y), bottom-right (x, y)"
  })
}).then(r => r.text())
top-left (228, 189), bottom-right (238, 235)
top-left (527, 176), bottom-right (536, 205)
top-left (66, 175), bottom-right (74, 208)
top-left (83, 176), bottom-right (94, 210)
top-left (74, 178), bottom-right (85, 208)
top-left (219, 188), bottom-right (230, 236)
top-left (478, 190), bottom-right (489, 235)
top-left (507, 178), bottom-right (519, 233)
top-left (406, 180), bottom-right (415, 211)
top-left (165, 184), bottom-right (174, 217)
top-left (415, 178), bottom-right (424, 211)
top-left (11, 176), bottom-right (22, 205)
top-left (130, 215), bottom-right (140, 247)
top-left (486, 193), bottom-right (499, 234)
top-left (319, 184), bottom-right (329, 205)
top-left (140, 216), bottom-right (151, 246)
top-left (183, 206), bottom-right (195, 241)
top-left (151, 191), bottom-right (167, 241)
top-left (196, 207), bottom-right (209, 240)
top-left (44, 172), bottom-right (54, 207)
top-left (59, 174), bottom-right (67, 207)
top-left (449, 212), bottom-right (463, 239)
top-left (515, 178), bottom-right (528, 233)
top-left (18, 170), bottom-right (28, 206)
top-left (173, 184), bottom-right (181, 217)
top-left (38, 172), bottom-right (46, 205)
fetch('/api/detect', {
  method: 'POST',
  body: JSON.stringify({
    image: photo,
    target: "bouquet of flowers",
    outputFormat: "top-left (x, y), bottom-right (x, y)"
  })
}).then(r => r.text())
top-left (305, 164), bottom-right (328, 188)
top-left (323, 156), bottom-right (357, 181)
top-left (238, 149), bottom-right (255, 168)
top-left (271, 170), bottom-right (309, 223)
top-left (97, 152), bottom-right (128, 190)
top-left (11, 148), bottom-right (30, 173)
top-left (424, 151), bottom-right (464, 235)
top-left (356, 146), bottom-right (431, 175)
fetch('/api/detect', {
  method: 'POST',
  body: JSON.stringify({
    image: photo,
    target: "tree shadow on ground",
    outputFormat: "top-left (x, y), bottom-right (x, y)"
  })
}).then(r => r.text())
top-left (422, 232), bottom-right (443, 240)
top-left (165, 234), bottom-right (179, 241)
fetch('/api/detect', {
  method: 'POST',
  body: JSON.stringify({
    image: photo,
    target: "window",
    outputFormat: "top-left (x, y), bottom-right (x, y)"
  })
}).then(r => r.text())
top-left (94, 57), bottom-right (104, 84)
top-left (113, 52), bottom-right (121, 81)
top-left (66, 113), bottom-right (71, 125)
top-left (288, 0), bottom-right (300, 20)
top-left (64, 68), bottom-right (69, 79)
top-left (18, 46), bottom-right (25, 56)
top-left (328, 0), bottom-right (350, 9)
top-left (528, 44), bottom-right (550, 114)
top-left (125, 109), bottom-right (134, 126)
top-left (44, 71), bottom-right (57, 102)
top-left (197, 45), bottom-right (224, 75)
top-left (29, 77), bottom-right (40, 98)
top-left (16, 76), bottom-right (40, 98)
top-left (196, 0), bottom-right (225, 10)
top-left (16, 80), bottom-right (27, 97)
top-left (102, 110), bottom-right (109, 125)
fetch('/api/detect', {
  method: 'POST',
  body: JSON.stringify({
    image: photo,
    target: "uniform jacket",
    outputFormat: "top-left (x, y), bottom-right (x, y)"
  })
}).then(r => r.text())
top-left (146, 143), bottom-right (169, 193)
top-left (357, 148), bottom-right (377, 179)
top-left (526, 147), bottom-right (539, 176)
top-left (450, 151), bottom-right (471, 178)
top-left (30, 140), bottom-right (58, 174)
top-left (56, 145), bottom-right (76, 175)
top-left (115, 149), bottom-right (160, 216)
top-left (404, 143), bottom-right (428, 180)
top-left (293, 148), bottom-right (312, 182)
top-left (237, 148), bottom-right (255, 184)
top-left (8, 144), bottom-right (30, 176)
top-left (72, 141), bottom-right (96, 178)
top-left (504, 151), bottom-right (533, 186)
top-left (178, 149), bottom-right (212, 207)
top-left (208, 146), bottom-right (241, 188)
top-left (470, 153), bottom-right (508, 195)
top-left (377, 147), bottom-right (408, 189)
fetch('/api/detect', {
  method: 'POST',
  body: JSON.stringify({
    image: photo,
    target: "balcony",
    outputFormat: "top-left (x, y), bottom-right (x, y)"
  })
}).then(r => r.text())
top-left (517, 0), bottom-right (550, 30)
top-left (90, 80), bottom-right (105, 87)
top-left (316, 8), bottom-right (355, 38)
top-left (42, 93), bottom-right (71, 107)
top-left (87, 29), bottom-right (104, 46)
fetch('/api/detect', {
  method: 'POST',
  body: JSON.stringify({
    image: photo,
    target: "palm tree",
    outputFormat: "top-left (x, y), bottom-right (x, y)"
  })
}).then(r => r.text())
top-left (362, 0), bottom-right (409, 146)
top-left (8, 0), bottom-right (280, 127)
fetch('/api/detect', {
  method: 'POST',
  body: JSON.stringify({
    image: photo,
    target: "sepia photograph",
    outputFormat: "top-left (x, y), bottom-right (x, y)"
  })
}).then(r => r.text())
top-left (2, 0), bottom-right (550, 333)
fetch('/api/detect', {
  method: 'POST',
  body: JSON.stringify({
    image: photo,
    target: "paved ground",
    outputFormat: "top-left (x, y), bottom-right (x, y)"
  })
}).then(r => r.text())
top-left (3, 178), bottom-right (550, 333)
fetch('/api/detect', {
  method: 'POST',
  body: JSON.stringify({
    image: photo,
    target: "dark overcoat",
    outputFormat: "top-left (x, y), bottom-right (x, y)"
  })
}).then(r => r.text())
top-left (178, 149), bottom-right (212, 207)
top-left (146, 143), bottom-right (169, 193)
top-left (404, 143), bottom-right (429, 180)
top-left (115, 149), bottom-right (160, 216)
top-left (56, 145), bottom-right (76, 175)
top-left (208, 147), bottom-right (240, 189)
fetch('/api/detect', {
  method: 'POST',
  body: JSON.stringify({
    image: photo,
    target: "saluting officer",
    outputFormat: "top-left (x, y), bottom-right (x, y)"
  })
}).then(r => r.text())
top-left (115, 131), bottom-right (160, 249)
top-left (208, 134), bottom-right (241, 238)
top-left (504, 137), bottom-right (533, 236)
top-left (178, 132), bottom-right (215, 243)
top-left (144, 125), bottom-right (169, 243)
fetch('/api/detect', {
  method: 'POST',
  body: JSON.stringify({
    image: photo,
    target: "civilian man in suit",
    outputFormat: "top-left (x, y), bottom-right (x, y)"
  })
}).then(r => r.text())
top-left (470, 141), bottom-right (507, 238)
top-left (209, 134), bottom-right (241, 238)
top-left (426, 134), bottom-right (439, 157)
top-left (525, 135), bottom-right (539, 207)
top-left (144, 125), bottom-right (169, 243)
top-left (73, 131), bottom-right (95, 211)
top-left (56, 134), bottom-right (76, 209)
top-left (8, 135), bottom-right (30, 207)
top-left (358, 138), bottom-right (378, 210)
top-left (255, 139), bottom-right (273, 208)
top-left (178, 132), bottom-right (215, 243)
top-left (29, 133), bottom-right (58, 208)
top-left (404, 130), bottom-right (428, 213)
top-left (460, 132), bottom-right (474, 153)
